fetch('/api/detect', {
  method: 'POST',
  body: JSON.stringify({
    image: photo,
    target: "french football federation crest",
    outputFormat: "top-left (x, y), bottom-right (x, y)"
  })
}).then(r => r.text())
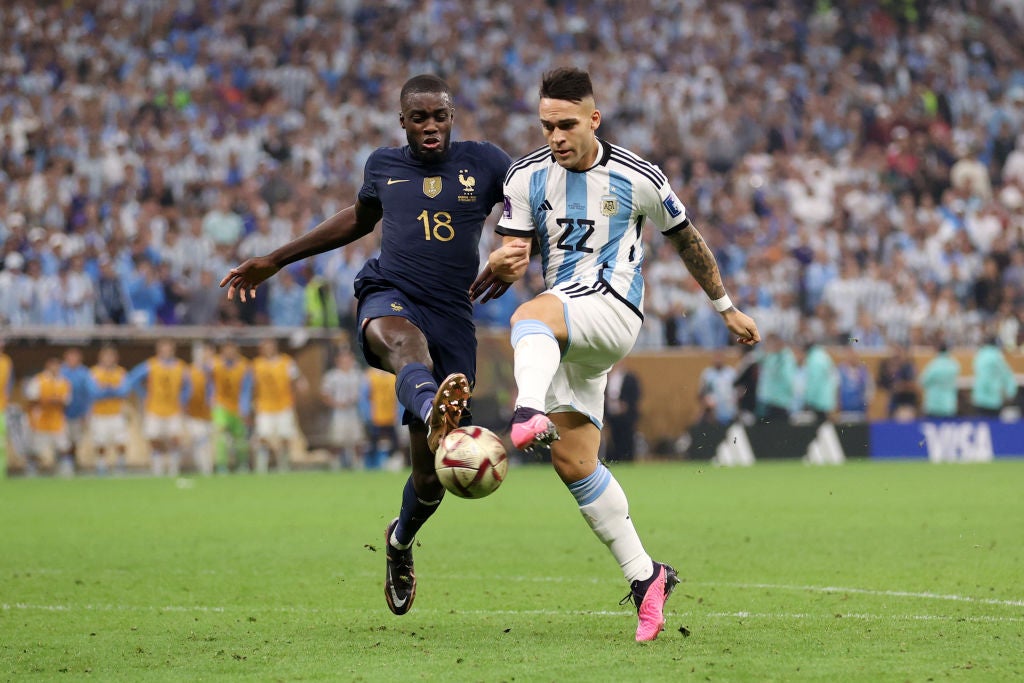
top-left (390, 302), bottom-right (404, 312)
top-left (600, 195), bottom-right (619, 217)
top-left (423, 176), bottom-right (442, 198)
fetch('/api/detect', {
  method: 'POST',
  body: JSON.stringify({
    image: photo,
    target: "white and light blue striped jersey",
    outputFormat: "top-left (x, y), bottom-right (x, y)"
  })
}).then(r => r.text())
top-left (497, 139), bottom-right (688, 319)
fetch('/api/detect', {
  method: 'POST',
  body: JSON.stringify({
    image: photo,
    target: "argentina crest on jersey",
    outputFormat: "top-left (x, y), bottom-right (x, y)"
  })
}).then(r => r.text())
top-left (600, 194), bottom-right (618, 217)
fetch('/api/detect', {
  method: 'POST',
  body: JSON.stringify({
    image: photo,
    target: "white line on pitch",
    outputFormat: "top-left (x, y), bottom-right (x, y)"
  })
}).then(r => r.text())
top-left (693, 581), bottom-right (1024, 608)
top-left (10, 571), bottom-right (1024, 609)
top-left (2, 603), bottom-right (1023, 623)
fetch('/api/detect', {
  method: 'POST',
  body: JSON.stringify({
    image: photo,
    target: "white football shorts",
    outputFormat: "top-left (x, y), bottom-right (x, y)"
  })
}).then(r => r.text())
top-left (144, 414), bottom-right (184, 442)
top-left (328, 409), bottom-right (365, 448)
top-left (544, 281), bottom-right (642, 427)
top-left (255, 409), bottom-right (298, 440)
top-left (90, 414), bottom-right (128, 448)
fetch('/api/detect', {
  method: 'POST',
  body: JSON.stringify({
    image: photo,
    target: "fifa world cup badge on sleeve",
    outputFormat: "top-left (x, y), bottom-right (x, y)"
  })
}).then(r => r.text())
top-left (662, 194), bottom-right (682, 218)
top-left (502, 195), bottom-right (512, 219)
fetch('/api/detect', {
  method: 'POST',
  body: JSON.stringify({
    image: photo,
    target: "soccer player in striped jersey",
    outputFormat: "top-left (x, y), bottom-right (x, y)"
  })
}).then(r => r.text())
top-left (221, 75), bottom-right (512, 616)
top-left (480, 67), bottom-right (760, 641)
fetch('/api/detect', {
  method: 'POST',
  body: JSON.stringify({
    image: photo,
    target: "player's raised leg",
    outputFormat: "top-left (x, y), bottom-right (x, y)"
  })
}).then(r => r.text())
top-left (507, 298), bottom-right (563, 450)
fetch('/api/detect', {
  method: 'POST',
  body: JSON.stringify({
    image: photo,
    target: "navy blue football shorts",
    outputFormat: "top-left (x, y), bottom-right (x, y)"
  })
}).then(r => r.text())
top-left (356, 283), bottom-right (477, 425)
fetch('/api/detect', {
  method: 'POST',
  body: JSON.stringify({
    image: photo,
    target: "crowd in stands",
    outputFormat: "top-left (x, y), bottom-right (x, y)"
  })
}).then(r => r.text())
top-left (1, 0), bottom-right (1023, 353)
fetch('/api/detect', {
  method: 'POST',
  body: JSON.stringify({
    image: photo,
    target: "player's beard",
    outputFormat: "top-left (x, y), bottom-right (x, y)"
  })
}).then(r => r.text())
top-left (409, 132), bottom-right (449, 162)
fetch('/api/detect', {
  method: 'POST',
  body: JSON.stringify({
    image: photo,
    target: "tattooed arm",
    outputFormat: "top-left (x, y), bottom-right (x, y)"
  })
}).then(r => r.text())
top-left (666, 220), bottom-right (761, 346)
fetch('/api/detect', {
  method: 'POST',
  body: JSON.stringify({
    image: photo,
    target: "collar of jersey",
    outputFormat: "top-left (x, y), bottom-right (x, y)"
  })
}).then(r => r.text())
top-left (559, 138), bottom-right (612, 173)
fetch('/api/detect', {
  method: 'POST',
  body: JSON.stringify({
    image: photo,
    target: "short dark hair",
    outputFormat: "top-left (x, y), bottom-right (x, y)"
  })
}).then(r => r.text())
top-left (540, 67), bottom-right (594, 103)
top-left (400, 74), bottom-right (451, 105)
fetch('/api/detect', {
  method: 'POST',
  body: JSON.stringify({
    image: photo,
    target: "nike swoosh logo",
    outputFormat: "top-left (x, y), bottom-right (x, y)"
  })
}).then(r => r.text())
top-left (389, 585), bottom-right (407, 609)
top-left (414, 382), bottom-right (432, 389)
top-left (387, 178), bottom-right (410, 185)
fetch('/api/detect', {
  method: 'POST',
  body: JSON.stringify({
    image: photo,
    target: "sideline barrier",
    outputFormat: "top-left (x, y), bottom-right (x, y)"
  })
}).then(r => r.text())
top-left (688, 422), bottom-right (870, 461)
top-left (688, 419), bottom-right (1024, 463)
top-left (870, 420), bottom-right (1024, 462)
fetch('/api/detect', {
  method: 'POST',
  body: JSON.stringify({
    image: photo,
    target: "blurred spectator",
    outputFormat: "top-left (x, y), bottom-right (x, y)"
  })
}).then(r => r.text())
top-left (604, 363), bottom-right (641, 461)
top-left (184, 343), bottom-right (214, 476)
top-left (94, 259), bottom-right (132, 325)
top-left (757, 334), bottom-right (797, 424)
top-left (364, 366), bottom-right (399, 471)
top-left (268, 268), bottom-right (306, 327)
top-left (126, 260), bottom-right (165, 326)
top-left (88, 345), bottom-right (129, 475)
top-left (836, 345), bottom-right (874, 421)
top-left (877, 345), bottom-right (919, 421)
top-left (209, 341), bottom-right (252, 473)
top-left (128, 340), bottom-right (190, 476)
top-left (251, 338), bottom-right (306, 473)
top-left (0, 340), bottom-right (11, 476)
top-left (697, 351), bottom-right (738, 425)
top-left (181, 271), bottom-right (224, 326)
top-left (303, 263), bottom-right (339, 329)
top-left (801, 341), bottom-right (838, 424)
top-left (24, 358), bottom-right (71, 476)
top-left (970, 338), bottom-right (1019, 417)
top-left (60, 348), bottom-right (92, 463)
top-left (320, 348), bottom-right (366, 470)
top-left (733, 345), bottom-right (760, 425)
top-left (202, 193), bottom-right (244, 247)
top-left (919, 341), bottom-right (961, 419)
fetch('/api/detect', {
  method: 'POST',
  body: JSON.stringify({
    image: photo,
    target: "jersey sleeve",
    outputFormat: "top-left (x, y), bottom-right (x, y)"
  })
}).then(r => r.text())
top-left (357, 150), bottom-right (383, 209)
top-left (495, 167), bottom-right (536, 238)
top-left (484, 143), bottom-right (513, 207)
top-left (636, 168), bottom-right (689, 234)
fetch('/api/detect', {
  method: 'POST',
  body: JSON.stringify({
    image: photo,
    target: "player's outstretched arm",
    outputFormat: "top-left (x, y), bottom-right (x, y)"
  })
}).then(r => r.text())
top-left (220, 201), bottom-right (382, 302)
top-left (484, 237), bottom-right (531, 284)
top-left (666, 221), bottom-right (760, 346)
top-left (469, 264), bottom-right (513, 303)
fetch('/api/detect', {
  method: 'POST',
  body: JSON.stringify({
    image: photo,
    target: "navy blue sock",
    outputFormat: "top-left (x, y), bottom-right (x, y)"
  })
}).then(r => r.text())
top-left (395, 363), bottom-right (437, 424)
top-left (391, 477), bottom-right (443, 548)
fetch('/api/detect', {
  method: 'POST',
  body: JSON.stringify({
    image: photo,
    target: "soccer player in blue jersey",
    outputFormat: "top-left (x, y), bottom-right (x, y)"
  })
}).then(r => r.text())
top-left (478, 68), bottom-right (760, 641)
top-left (221, 75), bottom-right (513, 616)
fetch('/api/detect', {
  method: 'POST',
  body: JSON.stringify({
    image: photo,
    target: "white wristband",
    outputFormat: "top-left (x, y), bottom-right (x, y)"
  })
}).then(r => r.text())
top-left (711, 294), bottom-right (733, 313)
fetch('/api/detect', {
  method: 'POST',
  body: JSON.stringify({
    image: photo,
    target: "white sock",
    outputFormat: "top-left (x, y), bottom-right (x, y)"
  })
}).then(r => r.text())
top-left (511, 320), bottom-right (560, 412)
top-left (569, 463), bottom-right (653, 583)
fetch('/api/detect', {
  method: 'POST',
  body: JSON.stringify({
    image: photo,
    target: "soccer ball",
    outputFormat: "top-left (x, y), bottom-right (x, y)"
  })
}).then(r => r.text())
top-left (435, 426), bottom-right (509, 499)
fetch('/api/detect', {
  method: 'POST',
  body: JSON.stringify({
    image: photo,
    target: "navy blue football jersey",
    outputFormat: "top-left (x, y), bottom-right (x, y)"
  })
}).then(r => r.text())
top-left (356, 140), bottom-right (512, 314)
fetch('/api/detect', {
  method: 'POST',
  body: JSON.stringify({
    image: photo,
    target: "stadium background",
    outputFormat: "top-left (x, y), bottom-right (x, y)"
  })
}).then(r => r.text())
top-left (2, 0), bottom-right (1023, 468)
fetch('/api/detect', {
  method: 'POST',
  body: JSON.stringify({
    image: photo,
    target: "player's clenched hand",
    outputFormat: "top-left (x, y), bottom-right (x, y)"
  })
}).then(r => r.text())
top-left (469, 264), bottom-right (512, 303)
top-left (219, 256), bottom-right (281, 302)
top-left (721, 308), bottom-right (761, 346)
top-left (487, 240), bottom-right (530, 283)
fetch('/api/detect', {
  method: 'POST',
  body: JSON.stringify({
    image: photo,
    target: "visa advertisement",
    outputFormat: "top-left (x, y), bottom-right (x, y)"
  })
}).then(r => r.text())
top-left (870, 420), bottom-right (1024, 462)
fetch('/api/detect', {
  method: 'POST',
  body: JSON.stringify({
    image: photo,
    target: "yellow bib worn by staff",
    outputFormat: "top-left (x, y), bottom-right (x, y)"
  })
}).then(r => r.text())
top-left (252, 354), bottom-right (297, 414)
top-left (211, 355), bottom-right (251, 416)
top-left (91, 365), bottom-right (127, 417)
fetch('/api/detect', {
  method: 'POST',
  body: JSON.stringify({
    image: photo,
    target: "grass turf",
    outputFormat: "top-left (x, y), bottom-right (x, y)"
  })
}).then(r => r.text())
top-left (1, 460), bottom-right (1023, 682)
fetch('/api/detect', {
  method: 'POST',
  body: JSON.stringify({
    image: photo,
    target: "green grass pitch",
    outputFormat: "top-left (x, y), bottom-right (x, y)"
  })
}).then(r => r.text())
top-left (2, 460), bottom-right (1023, 682)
